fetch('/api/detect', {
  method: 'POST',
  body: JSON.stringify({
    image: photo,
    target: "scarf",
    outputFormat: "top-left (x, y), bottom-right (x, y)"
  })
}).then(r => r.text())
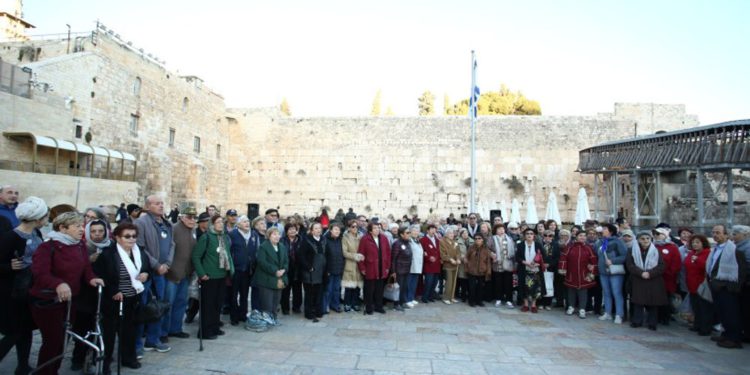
top-left (239, 228), bottom-right (252, 245)
top-left (524, 241), bottom-right (536, 262)
top-left (633, 242), bottom-right (659, 270)
top-left (211, 227), bottom-right (231, 271)
top-left (47, 230), bottom-right (80, 245)
top-left (706, 241), bottom-right (739, 282)
top-left (85, 221), bottom-right (112, 250)
top-left (600, 238), bottom-right (609, 254)
top-left (117, 243), bottom-right (144, 293)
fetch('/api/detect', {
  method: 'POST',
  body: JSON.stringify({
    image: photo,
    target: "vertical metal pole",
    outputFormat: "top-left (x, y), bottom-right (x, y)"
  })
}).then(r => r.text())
top-left (655, 171), bottom-right (662, 223)
top-left (727, 169), bottom-right (734, 227)
top-left (595, 173), bottom-right (601, 221)
top-left (469, 50), bottom-right (477, 214)
top-left (611, 172), bottom-right (618, 222)
top-left (632, 172), bottom-right (640, 230)
top-left (696, 170), bottom-right (705, 233)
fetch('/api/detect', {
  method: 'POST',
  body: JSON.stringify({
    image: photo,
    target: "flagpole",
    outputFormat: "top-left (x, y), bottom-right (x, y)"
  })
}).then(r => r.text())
top-left (470, 50), bottom-right (477, 214)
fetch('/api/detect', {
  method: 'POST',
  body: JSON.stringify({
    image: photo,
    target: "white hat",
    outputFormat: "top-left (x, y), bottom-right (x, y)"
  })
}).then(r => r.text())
top-left (15, 196), bottom-right (48, 221)
top-left (654, 227), bottom-right (670, 237)
top-left (507, 222), bottom-right (519, 229)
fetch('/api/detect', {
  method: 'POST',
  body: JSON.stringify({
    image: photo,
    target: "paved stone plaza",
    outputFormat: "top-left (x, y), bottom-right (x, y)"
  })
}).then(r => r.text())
top-left (4, 301), bottom-right (749, 375)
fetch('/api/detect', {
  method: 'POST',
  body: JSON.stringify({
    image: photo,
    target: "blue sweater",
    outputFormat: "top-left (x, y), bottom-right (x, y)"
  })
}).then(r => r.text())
top-left (228, 228), bottom-right (259, 273)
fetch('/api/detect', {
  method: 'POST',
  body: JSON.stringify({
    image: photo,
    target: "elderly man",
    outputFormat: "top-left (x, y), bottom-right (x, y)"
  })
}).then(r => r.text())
top-left (264, 208), bottom-right (284, 233)
top-left (732, 225), bottom-right (750, 343)
top-left (708, 225), bottom-right (746, 349)
top-left (0, 185), bottom-right (20, 228)
top-left (134, 195), bottom-right (174, 355)
top-left (466, 213), bottom-right (480, 238)
top-left (164, 207), bottom-right (198, 339)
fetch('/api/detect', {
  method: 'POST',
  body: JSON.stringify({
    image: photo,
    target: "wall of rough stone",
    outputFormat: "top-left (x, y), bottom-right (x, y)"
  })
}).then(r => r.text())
top-left (225, 104), bottom-right (699, 221)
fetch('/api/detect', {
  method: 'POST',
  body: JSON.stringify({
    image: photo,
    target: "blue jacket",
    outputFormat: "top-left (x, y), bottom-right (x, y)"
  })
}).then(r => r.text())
top-left (0, 203), bottom-right (18, 228)
top-left (595, 236), bottom-right (628, 275)
top-left (229, 228), bottom-right (258, 273)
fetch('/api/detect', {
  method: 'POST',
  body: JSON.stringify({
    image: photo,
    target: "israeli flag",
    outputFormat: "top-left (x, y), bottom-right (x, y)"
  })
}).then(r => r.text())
top-left (469, 57), bottom-right (480, 119)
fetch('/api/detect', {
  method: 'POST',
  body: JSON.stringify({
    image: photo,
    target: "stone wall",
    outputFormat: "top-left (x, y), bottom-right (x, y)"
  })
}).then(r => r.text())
top-left (225, 104), bottom-right (699, 221)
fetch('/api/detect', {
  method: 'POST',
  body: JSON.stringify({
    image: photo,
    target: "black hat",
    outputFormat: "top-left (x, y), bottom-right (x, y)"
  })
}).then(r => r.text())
top-left (226, 209), bottom-right (238, 216)
top-left (265, 208), bottom-right (279, 215)
top-left (198, 212), bottom-right (210, 223)
top-left (126, 204), bottom-right (140, 215)
top-left (655, 222), bottom-right (671, 229)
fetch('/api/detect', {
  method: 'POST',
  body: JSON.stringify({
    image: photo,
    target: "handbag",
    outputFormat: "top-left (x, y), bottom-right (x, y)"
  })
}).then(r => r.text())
top-left (383, 282), bottom-right (400, 301)
top-left (604, 252), bottom-right (626, 275)
top-left (697, 279), bottom-right (712, 303)
top-left (135, 282), bottom-right (170, 324)
top-left (543, 271), bottom-right (554, 297)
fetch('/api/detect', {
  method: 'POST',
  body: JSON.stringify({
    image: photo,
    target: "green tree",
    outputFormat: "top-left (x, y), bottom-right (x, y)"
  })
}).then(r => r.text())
top-left (443, 94), bottom-right (451, 115)
top-left (417, 90), bottom-right (435, 116)
top-left (449, 84), bottom-right (542, 116)
top-left (371, 89), bottom-right (382, 116)
top-left (280, 97), bottom-right (291, 116)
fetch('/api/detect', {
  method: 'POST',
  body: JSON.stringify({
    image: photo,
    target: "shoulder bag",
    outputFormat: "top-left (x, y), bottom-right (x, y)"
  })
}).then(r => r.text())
top-left (604, 251), bottom-right (626, 275)
top-left (135, 277), bottom-right (171, 324)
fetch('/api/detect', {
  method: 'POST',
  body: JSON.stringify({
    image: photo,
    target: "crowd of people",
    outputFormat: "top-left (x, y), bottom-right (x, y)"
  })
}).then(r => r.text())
top-left (1, 184), bottom-right (749, 375)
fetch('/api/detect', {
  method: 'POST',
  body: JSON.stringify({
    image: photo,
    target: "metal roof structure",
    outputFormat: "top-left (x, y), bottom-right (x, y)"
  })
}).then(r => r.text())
top-left (578, 119), bottom-right (750, 173)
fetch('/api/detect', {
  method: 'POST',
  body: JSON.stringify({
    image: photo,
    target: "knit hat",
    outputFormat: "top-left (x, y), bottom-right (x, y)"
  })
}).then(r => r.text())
top-left (15, 196), bottom-right (48, 221)
top-left (620, 229), bottom-right (635, 238)
top-left (198, 212), bottom-right (210, 223)
top-left (636, 231), bottom-right (653, 239)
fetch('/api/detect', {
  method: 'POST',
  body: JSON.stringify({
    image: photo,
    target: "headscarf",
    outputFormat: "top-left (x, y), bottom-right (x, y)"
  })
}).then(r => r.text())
top-left (210, 225), bottom-right (231, 271)
top-left (85, 220), bottom-right (112, 252)
top-left (633, 233), bottom-right (659, 270)
top-left (15, 196), bottom-right (48, 221)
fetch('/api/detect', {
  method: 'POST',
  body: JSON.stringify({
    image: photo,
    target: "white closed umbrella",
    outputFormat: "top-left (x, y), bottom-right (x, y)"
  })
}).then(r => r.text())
top-left (500, 200), bottom-right (509, 223)
top-left (525, 196), bottom-right (539, 224)
top-left (545, 191), bottom-right (562, 224)
top-left (510, 198), bottom-right (521, 225)
top-left (575, 187), bottom-right (591, 225)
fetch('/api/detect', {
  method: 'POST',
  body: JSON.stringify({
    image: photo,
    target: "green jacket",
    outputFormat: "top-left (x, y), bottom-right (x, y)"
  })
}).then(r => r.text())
top-left (192, 228), bottom-right (235, 279)
top-left (253, 240), bottom-right (289, 290)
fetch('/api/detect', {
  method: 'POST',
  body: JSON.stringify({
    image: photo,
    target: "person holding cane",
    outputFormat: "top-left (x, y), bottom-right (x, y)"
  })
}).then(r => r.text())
top-left (440, 226), bottom-right (461, 304)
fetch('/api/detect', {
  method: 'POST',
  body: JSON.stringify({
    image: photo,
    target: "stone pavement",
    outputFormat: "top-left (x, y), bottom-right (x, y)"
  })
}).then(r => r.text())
top-left (3, 301), bottom-right (749, 375)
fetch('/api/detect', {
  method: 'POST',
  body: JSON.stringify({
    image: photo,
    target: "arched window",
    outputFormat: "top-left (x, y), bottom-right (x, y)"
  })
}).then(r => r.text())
top-left (133, 77), bottom-right (141, 96)
top-left (182, 97), bottom-right (189, 113)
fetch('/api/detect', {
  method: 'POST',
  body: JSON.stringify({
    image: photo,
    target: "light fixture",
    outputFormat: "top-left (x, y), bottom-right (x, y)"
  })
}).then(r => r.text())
top-left (673, 158), bottom-right (681, 163)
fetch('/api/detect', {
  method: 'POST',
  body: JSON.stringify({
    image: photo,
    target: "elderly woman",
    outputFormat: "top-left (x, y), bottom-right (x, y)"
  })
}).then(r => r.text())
top-left (420, 224), bottom-right (441, 303)
top-left (280, 224), bottom-right (302, 314)
top-left (93, 223), bottom-right (150, 372)
top-left (300, 222), bottom-right (326, 321)
top-left (30, 211), bottom-right (104, 375)
top-left (684, 234), bottom-right (712, 335)
top-left (439, 225), bottom-right (461, 304)
top-left (391, 227), bottom-right (413, 310)
top-left (555, 229), bottom-right (572, 308)
top-left (465, 236), bottom-right (492, 307)
top-left (192, 215), bottom-right (234, 340)
top-left (252, 227), bottom-right (288, 324)
top-left (341, 220), bottom-right (364, 312)
top-left (516, 229), bottom-right (546, 313)
top-left (653, 227), bottom-right (681, 326)
top-left (407, 224), bottom-right (424, 307)
top-left (83, 207), bottom-right (107, 226)
top-left (488, 224), bottom-right (515, 308)
top-left (627, 231), bottom-right (668, 330)
top-left (322, 224), bottom-right (344, 313)
top-left (228, 215), bottom-right (255, 325)
top-left (455, 228), bottom-right (473, 303)
top-left (539, 229), bottom-right (561, 310)
top-left (0, 197), bottom-right (48, 375)
top-left (249, 216), bottom-right (267, 311)
top-left (358, 222), bottom-right (391, 314)
top-left (559, 231), bottom-right (597, 318)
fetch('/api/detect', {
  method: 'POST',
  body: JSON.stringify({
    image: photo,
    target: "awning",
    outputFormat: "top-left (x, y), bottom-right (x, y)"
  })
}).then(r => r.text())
top-left (3, 132), bottom-right (136, 161)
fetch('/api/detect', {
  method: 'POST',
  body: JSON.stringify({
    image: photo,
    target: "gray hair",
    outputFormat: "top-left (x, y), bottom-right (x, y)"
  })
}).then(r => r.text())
top-left (53, 211), bottom-right (83, 231)
top-left (732, 225), bottom-right (750, 237)
top-left (409, 224), bottom-right (422, 234)
top-left (559, 229), bottom-right (571, 237)
top-left (84, 207), bottom-right (106, 221)
top-left (444, 225), bottom-right (458, 236)
top-left (636, 231), bottom-right (653, 240)
top-left (236, 215), bottom-right (250, 225)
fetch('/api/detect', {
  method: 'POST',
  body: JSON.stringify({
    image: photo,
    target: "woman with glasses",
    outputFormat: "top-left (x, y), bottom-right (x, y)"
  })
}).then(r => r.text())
top-left (342, 220), bottom-right (364, 312)
top-left (93, 223), bottom-right (150, 373)
top-left (280, 224), bottom-right (303, 314)
top-left (627, 231), bottom-right (668, 330)
top-left (516, 228), bottom-right (546, 313)
top-left (455, 228), bottom-right (473, 303)
top-left (539, 229), bottom-right (560, 310)
top-left (559, 231), bottom-right (597, 318)
top-left (358, 223), bottom-right (391, 315)
top-left (390, 227), bottom-right (413, 310)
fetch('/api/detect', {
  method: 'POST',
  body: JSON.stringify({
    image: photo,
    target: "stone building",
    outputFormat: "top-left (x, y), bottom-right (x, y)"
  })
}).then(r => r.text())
top-left (0, 23), bottom-right (701, 222)
top-left (0, 0), bottom-right (33, 41)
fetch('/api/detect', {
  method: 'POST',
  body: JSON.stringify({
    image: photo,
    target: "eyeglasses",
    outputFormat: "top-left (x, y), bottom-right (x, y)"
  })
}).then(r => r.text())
top-left (544, 234), bottom-right (554, 238)
top-left (85, 215), bottom-right (98, 220)
top-left (120, 234), bottom-right (137, 239)
top-left (349, 225), bottom-right (357, 228)
top-left (184, 215), bottom-right (196, 220)
top-left (469, 217), bottom-right (477, 220)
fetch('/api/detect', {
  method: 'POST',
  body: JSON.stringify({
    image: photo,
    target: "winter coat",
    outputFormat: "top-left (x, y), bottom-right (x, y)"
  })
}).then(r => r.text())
top-left (684, 248), bottom-right (710, 294)
top-left (342, 231), bottom-right (363, 288)
top-left (134, 213), bottom-right (175, 269)
top-left (299, 235), bottom-right (326, 285)
top-left (391, 238), bottom-right (412, 276)
top-left (192, 228), bottom-right (235, 279)
top-left (594, 236), bottom-right (627, 275)
top-left (487, 234), bottom-right (515, 273)
top-left (655, 242), bottom-right (682, 293)
top-left (420, 235), bottom-right (441, 274)
top-left (626, 246), bottom-right (668, 306)
top-left (30, 239), bottom-right (97, 300)
top-left (324, 233), bottom-right (345, 275)
top-left (228, 228), bottom-right (257, 273)
top-left (358, 233), bottom-right (391, 281)
top-left (515, 240), bottom-right (547, 296)
top-left (540, 241), bottom-right (561, 273)
top-left (280, 235), bottom-right (301, 282)
top-left (253, 240), bottom-right (289, 290)
top-left (559, 242), bottom-right (597, 289)
top-left (465, 244), bottom-right (492, 280)
top-left (92, 243), bottom-right (151, 312)
top-left (456, 236), bottom-right (473, 278)
top-left (167, 221), bottom-right (196, 282)
top-left (439, 237), bottom-right (461, 271)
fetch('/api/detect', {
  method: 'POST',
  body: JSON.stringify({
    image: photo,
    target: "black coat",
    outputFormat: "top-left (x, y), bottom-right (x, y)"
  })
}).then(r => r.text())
top-left (299, 235), bottom-right (326, 284)
top-left (540, 241), bottom-right (561, 272)
top-left (515, 240), bottom-right (547, 296)
top-left (281, 235), bottom-right (301, 282)
top-left (92, 243), bottom-right (152, 313)
top-left (324, 233), bottom-right (345, 275)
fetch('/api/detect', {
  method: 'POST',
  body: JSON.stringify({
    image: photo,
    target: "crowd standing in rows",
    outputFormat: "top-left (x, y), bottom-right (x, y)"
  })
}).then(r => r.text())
top-left (1, 184), bottom-right (749, 375)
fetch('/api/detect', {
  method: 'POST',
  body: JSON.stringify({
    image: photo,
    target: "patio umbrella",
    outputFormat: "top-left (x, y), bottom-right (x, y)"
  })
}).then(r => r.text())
top-left (575, 187), bottom-right (591, 225)
top-left (500, 200), bottom-right (509, 223)
top-left (545, 191), bottom-right (562, 224)
top-left (510, 198), bottom-right (521, 225)
top-left (525, 195), bottom-right (539, 224)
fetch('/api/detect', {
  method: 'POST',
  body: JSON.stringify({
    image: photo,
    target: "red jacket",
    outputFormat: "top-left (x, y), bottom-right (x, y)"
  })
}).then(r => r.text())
top-left (656, 242), bottom-right (681, 293)
top-left (420, 236), bottom-right (441, 274)
top-left (357, 233), bottom-right (391, 280)
top-left (559, 242), bottom-right (598, 289)
top-left (31, 240), bottom-right (96, 300)
top-left (684, 248), bottom-right (710, 294)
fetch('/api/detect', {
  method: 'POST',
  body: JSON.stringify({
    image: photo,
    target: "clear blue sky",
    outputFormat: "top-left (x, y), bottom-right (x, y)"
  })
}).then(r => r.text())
top-left (19, 0), bottom-right (750, 124)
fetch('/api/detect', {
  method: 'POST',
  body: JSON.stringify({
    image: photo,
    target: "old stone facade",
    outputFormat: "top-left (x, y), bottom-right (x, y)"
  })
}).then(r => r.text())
top-left (0, 26), bottom-right (702, 222)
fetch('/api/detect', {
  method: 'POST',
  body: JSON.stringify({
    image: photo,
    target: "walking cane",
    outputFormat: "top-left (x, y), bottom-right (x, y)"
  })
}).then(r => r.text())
top-left (198, 281), bottom-right (203, 352)
top-left (451, 260), bottom-right (459, 301)
top-left (117, 300), bottom-right (123, 375)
